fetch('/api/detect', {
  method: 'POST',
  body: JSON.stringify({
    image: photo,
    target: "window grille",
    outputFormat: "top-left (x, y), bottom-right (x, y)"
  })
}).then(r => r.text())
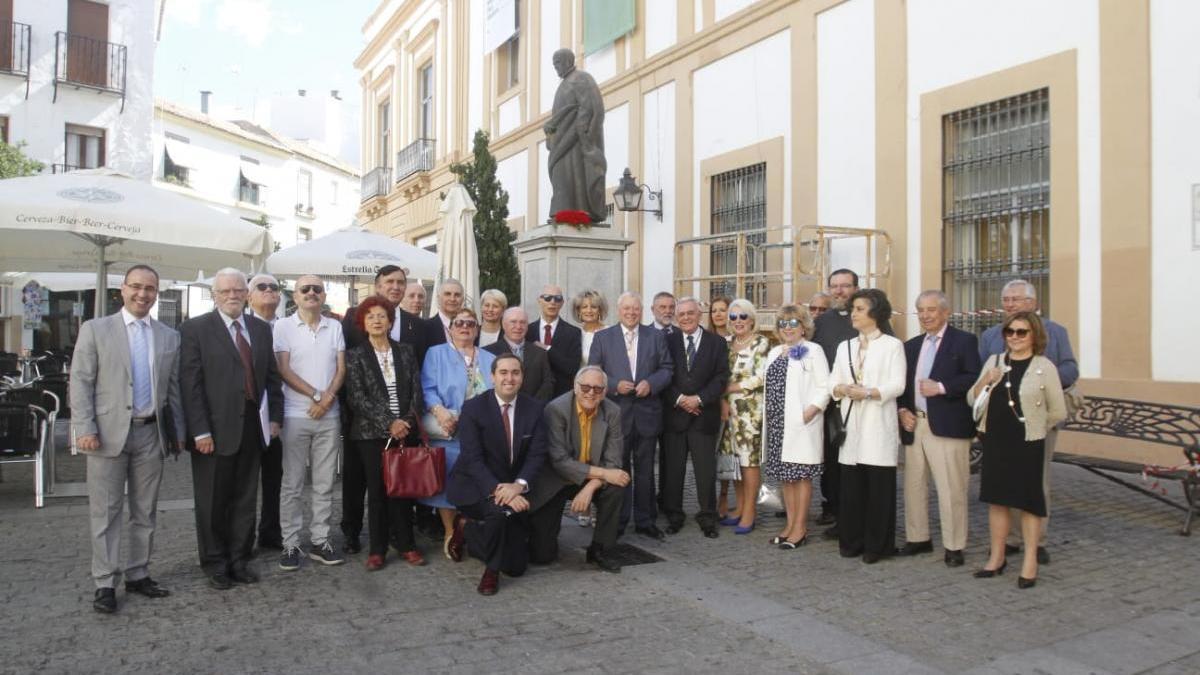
top-left (942, 88), bottom-right (1050, 334)
top-left (710, 162), bottom-right (767, 303)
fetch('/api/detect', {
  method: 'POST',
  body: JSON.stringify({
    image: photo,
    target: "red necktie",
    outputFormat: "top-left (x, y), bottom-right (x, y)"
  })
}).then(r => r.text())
top-left (502, 403), bottom-right (513, 464)
top-left (543, 323), bottom-right (552, 347)
top-left (233, 321), bottom-right (256, 402)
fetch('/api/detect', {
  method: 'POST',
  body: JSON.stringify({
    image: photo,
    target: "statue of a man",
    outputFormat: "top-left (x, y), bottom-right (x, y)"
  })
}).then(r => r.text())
top-left (544, 49), bottom-right (607, 223)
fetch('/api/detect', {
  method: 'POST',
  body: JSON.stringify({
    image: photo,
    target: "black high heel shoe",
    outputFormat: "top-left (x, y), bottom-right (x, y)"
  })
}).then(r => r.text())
top-left (779, 535), bottom-right (808, 550)
top-left (1017, 576), bottom-right (1037, 589)
top-left (972, 560), bottom-right (1007, 578)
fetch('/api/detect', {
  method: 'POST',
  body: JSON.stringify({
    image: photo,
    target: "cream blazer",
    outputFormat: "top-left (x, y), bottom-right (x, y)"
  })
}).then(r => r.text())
top-left (967, 353), bottom-right (1067, 441)
top-left (762, 343), bottom-right (831, 465)
top-left (829, 333), bottom-right (906, 467)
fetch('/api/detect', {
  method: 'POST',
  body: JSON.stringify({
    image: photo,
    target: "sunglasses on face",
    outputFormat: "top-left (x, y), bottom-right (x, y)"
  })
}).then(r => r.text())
top-left (540, 294), bottom-right (564, 303)
top-left (298, 285), bottom-right (324, 295)
top-left (452, 319), bottom-right (478, 329)
top-left (776, 318), bottom-right (801, 329)
top-left (255, 283), bottom-right (280, 292)
top-left (729, 313), bottom-right (751, 321)
top-left (577, 384), bottom-right (605, 395)
top-left (1003, 327), bottom-right (1031, 338)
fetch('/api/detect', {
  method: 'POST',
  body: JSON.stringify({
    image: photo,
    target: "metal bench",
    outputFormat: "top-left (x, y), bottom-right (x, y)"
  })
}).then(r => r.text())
top-left (1055, 396), bottom-right (1200, 536)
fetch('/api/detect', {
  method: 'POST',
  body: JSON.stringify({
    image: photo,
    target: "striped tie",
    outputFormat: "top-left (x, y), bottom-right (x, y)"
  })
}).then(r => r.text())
top-left (130, 320), bottom-right (152, 412)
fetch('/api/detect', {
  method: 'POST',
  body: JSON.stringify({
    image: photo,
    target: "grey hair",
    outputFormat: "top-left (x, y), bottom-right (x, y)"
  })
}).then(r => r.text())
top-left (213, 267), bottom-right (248, 286)
top-left (501, 306), bottom-right (528, 322)
top-left (1002, 279), bottom-right (1036, 299)
top-left (248, 272), bottom-right (277, 287)
top-left (809, 291), bottom-right (832, 302)
top-left (676, 296), bottom-right (701, 311)
top-left (652, 291), bottom-right (675, 303)
top-left (480, 288), bottom-right (508, 308)
top-left (916, 289), bottom-right (950, 310)
top-left (728, 298), bottom-right (758, 327)
top-left (574, 365), bottom-right (609, 389)
top-left (439, 278), bottom-right (464, 292)
top-left (617, 291), bottom-right (643, 307)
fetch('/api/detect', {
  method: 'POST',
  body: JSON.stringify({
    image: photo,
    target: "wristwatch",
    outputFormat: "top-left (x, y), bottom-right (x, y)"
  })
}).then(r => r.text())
top-left (311, 390), bottom-right (323, 403)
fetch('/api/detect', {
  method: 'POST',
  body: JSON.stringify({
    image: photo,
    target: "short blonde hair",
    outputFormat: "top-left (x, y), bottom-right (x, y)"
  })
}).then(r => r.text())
top-left (774, 304), bottom-right (813, 339)
top-left (480, 288), bottom-right (508, 308)
top-left (727, 298), bottom-right (757, 328)
top-left (572, 289), bottom-right (609, 322)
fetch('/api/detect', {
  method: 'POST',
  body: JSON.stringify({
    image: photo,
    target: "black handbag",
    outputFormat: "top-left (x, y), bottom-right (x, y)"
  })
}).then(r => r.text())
top-left (826, 340), bottom-right (856, 449)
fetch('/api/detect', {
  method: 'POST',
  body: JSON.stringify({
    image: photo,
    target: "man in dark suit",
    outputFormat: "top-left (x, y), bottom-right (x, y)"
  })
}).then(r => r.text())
top-left (422, 278), bottom-right (466, 348)
top-left (897, 290), bottom-right (982, 567)
top-left (484, 307), bottom-right (554, 400)
top-left (527, 283), bottom-right (582, 398)
top-left (527, 366), bottom-right (630, 572)
top-left (246, 272), bottom-right (283, 551)
top-left (662, 297), bottom-right (729, 538)
top-left (445, 354), bottom-right (548, 595)
top-left (811, 268), bottom-right (860, 535)
top-left (588, 291), bottom-right (674, 540)
top-left (340, 264), bottom-right (428, 553)
top-left (180, 268), bottom-right (283, 590)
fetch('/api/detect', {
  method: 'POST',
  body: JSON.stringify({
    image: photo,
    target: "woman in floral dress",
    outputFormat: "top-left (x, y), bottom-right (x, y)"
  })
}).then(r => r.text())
top-left (719, 298), bottom-right (770, 533)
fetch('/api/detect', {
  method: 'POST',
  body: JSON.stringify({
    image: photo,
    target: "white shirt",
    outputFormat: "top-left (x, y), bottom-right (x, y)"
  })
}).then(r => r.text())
top-left (622, 324), bottom-right (639, 380)
top-left (539, 316), bottom-right (560, 348)
top-left (219, 310), bottom-right (252, 347)
top-left (273, 313), bottom-right (345, 418)
top-left (121, 307), bottom-right (156, 417)
top-left (913, 324), bottom-right (948, 412)
top-left (495, 392), bottom-right (516, 450)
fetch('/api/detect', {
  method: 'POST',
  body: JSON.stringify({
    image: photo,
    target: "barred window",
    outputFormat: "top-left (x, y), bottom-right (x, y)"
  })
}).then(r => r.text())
top-left (711, 162), bottom-right (766, 303)
top-left (942, 88), bottom-right (1049, 334)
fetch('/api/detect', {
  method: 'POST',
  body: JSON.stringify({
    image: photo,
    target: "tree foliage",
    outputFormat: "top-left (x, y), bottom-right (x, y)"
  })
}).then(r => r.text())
top-left (0, 141), bottom-right (45, 179)
top-left (449, 130), bottom-right (521, 302)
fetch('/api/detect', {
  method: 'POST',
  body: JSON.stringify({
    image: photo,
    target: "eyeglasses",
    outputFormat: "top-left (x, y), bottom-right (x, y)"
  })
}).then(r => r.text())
top-left (729, 313), bottom-right (751, 321)
top-left (255, 283), bottom-right (281, 292)
top-left (298, 285), bottom-right (324, 295)
top-left (1003, 327), bottom-right (1031, 338)
top-left (776, 318), bottom-right (801, 329)
top-left (452, 319), bottom-right (478, 329)
top-left (540, 294), bottom-right (564, 303)
top-left (215, 288), bottom-right (248, 297)
top-left (577, 384), bottom-right (605, 395)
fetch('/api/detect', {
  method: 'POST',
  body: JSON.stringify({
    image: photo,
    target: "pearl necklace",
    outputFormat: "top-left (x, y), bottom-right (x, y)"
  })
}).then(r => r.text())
top-left (1002, 355), bottom-right (1026, 423)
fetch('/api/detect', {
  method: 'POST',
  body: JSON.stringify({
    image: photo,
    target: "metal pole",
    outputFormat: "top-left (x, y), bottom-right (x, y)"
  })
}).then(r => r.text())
top-left (94, 242), bottom-right (108, 318)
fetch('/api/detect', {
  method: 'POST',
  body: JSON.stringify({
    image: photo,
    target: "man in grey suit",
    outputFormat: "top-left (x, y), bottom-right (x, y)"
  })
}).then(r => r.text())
top-left (70, 265), bottom-right (186, 614)
top-left (527, 366), bottom-right (630, 572)
top-left (588, 292), bottom-right (673, 540)
top-left (484, 307), bottom-right (555, 400)
top-left (180, 268), bottom-right (283, 590)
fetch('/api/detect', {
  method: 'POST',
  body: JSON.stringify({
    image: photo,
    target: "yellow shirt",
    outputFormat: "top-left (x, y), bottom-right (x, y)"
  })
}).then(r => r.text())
top-left (576, 401), bottom-right (598, 464)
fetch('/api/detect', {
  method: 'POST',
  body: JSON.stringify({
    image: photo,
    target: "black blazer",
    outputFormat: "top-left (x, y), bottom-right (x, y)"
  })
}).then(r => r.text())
top-left (343, 303), bottom-right (428, 365)
top-left (447, 391), bottom-right (549, 507)
top-left (898, 325), bottom-right (982, 442)
top-left (664, 328), bottom-right (730, 434)
top-left (526, 318), bottom-right (582, 398)
top-left (812, 309), bottom-right (857, 367)
top-left (483, 338), bottom-right (555, 401)
top-left (344, 340), bottom-right (422, 442)
top-left (179, 310), bottom-right (283, 456)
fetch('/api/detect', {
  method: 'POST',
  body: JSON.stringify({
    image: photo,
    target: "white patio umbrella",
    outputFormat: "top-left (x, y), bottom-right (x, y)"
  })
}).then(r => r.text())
top-left (0, 168), bottom-right (272, 315)
top-left (437, 183), bottom-right (479, 307)
top-left (7, 272), bottom-right (124, 292)
top-left (264, 225), bottom-right (438, 279)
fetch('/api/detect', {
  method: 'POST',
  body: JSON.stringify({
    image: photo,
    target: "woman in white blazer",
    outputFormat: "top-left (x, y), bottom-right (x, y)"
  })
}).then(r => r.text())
top-left (762, 305), bottom-right (830, 549)
top-left (829, 289), bottom-right (906, 563)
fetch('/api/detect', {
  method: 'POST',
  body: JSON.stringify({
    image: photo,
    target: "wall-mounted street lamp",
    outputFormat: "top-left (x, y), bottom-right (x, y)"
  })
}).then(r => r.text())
top-left (613, 168), bottom-right (663, 221)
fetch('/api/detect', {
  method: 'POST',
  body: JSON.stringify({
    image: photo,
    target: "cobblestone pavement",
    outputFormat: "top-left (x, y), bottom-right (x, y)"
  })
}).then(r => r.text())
top-left (1, 431), bottom-right (1198, 674)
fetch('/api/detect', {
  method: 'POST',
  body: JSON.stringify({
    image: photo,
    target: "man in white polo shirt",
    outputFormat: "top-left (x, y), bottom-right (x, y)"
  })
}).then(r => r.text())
top-left (273, 274), bottom-right (347, 570)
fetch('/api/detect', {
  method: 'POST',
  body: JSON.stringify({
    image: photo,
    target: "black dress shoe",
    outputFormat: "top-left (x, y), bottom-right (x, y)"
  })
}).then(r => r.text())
top-left (665, 523), bottom-right (684, 535)
top-left (816, 510), bottom-right (837, 526)
top-left (125, 577), bottom-right (171, 598)
top-left (229, 566), bottom-right (260, 584)
top-left (944, 549), bottom-right (965, 567)
top-left (256, 537), bottom-right (283, 552)
top-left (343, 536), bottom-right (362, 555)
top-left (898, 540), bottom-right (934, 556)
top-left (862, 552), bottom-right (882, 564)
top-left (822, 525), bottom-right (840, 540)
top-left (1017, 576), bottom-right (1037, 589)
top-left (207, 572), bottom-right (234, 590)
top-left (635, 525), bottom-right (666, 541)
top-left (586, 545), bottom-right (622, 573)
top-left (1037, 546), bottom-right (1051, 565)
top-left (839, 547), bottom-right (863, 558)
top-left (702, 526), bottom-right (719, 539)
top-left (93, 587), bottom-right (117, 614)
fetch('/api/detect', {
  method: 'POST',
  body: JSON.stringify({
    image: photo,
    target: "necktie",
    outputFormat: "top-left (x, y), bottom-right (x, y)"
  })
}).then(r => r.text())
top-left (915, 334), bottom-right (939, 412)
top-left (624, 329), bottom-right (636, 378)
top-left (513, 344), bottom-right (523, 360)
top-left (686, 334), bottom-right (696, 371)
top-left (543, 323), bottom-right (552, 347)
top-left (130, 320), bottom-right (152, 412)
top-left (501, 403), bottom-right (513, 464)
top-left (233, 321), bottom-right (256, 402)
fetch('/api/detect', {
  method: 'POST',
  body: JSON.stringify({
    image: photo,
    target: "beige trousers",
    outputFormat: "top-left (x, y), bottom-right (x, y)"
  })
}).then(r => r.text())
top-left (903, 417), bottom-right (971, 551)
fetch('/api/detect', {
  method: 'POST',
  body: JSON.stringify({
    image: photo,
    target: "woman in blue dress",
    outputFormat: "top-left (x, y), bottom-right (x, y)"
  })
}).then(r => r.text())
top-left (420, 307), bottom-right (495, 559)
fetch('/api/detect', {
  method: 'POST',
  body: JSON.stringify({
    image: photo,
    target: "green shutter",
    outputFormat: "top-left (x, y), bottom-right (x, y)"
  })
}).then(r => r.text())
top-left (583, 0), bottom-right (636, 55)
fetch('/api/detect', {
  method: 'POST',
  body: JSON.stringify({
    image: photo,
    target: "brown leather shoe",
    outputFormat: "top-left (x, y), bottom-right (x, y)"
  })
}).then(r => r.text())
top-left (365, 554), bottom-right (385, 571)
top-left (477, 569), bottom-right (499, 596)
top-left (446, 514), bottom-right (467, 563)
top-left (401, 550), bottom-right (426, 567)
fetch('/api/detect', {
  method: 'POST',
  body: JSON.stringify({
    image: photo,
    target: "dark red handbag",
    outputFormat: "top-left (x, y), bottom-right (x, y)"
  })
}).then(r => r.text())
top-left (382, 435), bottom-right (446, 499)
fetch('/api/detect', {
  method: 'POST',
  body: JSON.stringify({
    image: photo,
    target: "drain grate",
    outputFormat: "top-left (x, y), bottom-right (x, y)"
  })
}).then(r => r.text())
top-left (587, 543), bottom-right (663, 567)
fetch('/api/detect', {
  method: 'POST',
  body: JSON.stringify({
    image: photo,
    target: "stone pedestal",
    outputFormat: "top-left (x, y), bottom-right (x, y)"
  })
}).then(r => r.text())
top-left (513, 222), bottom-right (633, 313)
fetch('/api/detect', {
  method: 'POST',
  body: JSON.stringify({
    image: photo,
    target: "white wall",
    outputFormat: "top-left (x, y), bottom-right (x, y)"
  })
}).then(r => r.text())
top-left (0, 0), bottom-right (155, 179)
top-left (641, 82), bottom-right (676, 298)
top-left (584, 42), bottom-right (616, 84)
top-left (715, 0), bottom-right (757, 23)
top-left (496, 148), bottom-right (528, 221)
top-left (538, 0), bottom-right (562, 116)
top-left (645, 0), bottom-right (677, 58)
top-left (497, 95), bottom-right (522, 136)
top-left (468, 0), bottom-right (485, 137)
top-left (537, 140), bottom-right (550, 224)
top-left (604, 103), bottom-right (630, 190)
top-left (816, 0), bottom-right (876, 281)
top-left (906, 0), bottom-right (1101, 376)
top-left (1150, 0), bottom-right (1200, 382)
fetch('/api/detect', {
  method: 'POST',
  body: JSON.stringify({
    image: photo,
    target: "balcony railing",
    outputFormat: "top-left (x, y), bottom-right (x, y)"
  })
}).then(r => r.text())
top-left (395, 139), bottom-right (435, 184)
top-left (0, 21), bottom-right (31, 98)
top-left (51, 164), bottom-right (87, 174)
top-left (53, 31), bottom-right (128, 112)
top-left (360, 166), bottom-right (391, 202)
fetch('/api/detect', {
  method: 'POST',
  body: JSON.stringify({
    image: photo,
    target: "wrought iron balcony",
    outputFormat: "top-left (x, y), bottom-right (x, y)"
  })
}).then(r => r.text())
top-left (395, 139), bottom-right (435, 184)
top-left (51, 164), bottom-right (86, 174)
top-left (0, 21), bottom-right (31, 98)
top-left (53, 31), bottom-right (128, 112)
top-left (360, 165), bottom-right (391, 202)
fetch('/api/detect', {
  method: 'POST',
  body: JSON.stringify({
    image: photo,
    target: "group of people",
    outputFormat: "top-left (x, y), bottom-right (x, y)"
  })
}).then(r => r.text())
top-left (70, 261), bottom-right (1077, 613)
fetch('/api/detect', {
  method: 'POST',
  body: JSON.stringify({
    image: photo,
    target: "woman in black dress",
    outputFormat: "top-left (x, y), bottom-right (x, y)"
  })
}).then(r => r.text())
top-left (968, 311), bottom-right (1067, 588)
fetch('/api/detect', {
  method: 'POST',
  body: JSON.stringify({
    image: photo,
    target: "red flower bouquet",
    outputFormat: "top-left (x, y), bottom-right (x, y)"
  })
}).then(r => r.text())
top-left (553, 210), bottom-right (592, 226)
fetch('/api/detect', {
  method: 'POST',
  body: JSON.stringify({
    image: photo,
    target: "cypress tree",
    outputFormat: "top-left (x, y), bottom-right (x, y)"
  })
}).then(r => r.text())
top-left (449, 130), bottom-right (520, 301)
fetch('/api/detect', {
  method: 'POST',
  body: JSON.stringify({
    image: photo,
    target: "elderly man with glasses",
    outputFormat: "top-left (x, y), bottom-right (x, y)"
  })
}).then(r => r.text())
top-left (528, 283), bottom-right (583, 397)
top-left (246, 273), bottom-right (284, 550)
